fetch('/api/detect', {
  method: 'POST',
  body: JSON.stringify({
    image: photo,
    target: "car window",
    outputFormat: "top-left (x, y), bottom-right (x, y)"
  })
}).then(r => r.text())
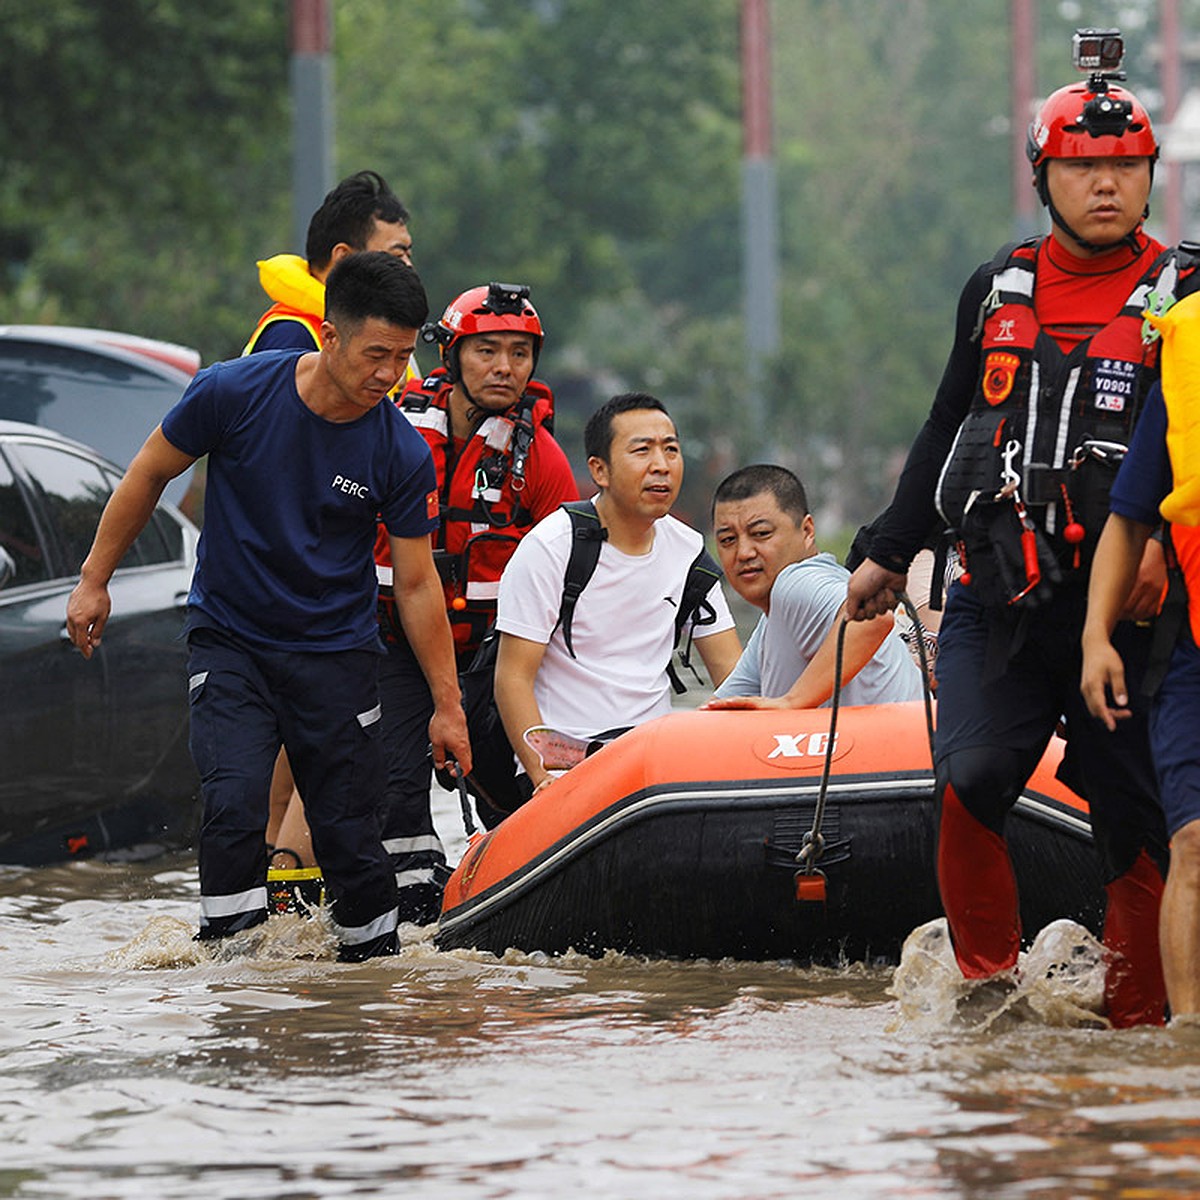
top-left (0, 451), bottom-right (49, 588)
top-left (150, 507), bottom-right (185, 561)
top-left (15, 443), bottom-right (113, 575)
top-left (12, 442), bottom-right (169, 577)
top-left (98, 466), bottom-right (185, 565)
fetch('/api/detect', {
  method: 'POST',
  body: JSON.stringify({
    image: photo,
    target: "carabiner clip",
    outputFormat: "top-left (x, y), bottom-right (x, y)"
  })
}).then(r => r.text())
top-left (997, 439), bottom-right (1022, 500)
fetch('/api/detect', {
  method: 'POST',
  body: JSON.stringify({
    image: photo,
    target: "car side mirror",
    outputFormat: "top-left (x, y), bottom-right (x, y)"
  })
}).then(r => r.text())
top-left (0, 545), bottom-right (15, 591)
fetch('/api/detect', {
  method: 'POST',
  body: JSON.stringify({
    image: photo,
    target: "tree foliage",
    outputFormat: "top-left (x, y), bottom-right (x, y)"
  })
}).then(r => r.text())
top-left (0, 0), bottom-right (1194, 527)
top-left (0, 0), bottom-right (289, 362)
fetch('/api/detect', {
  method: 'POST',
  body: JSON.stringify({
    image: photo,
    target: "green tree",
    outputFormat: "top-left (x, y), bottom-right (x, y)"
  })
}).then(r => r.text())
top-left (0, 1), bottom-right (289, 362)
top-left (1, 0), bottom-right (1191, 531)
top-left (332, 0), bottom-right (742, 491)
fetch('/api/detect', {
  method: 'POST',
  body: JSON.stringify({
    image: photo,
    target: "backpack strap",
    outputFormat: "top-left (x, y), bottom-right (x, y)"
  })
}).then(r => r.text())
top-left (667, 546), bottom-right (723, 694)
top-left (397, 369), bottom-right (449, 412)
top-left (969, 236), bottom-right (1039, 343)
top-left (554, 500), bottom-right (607, 659)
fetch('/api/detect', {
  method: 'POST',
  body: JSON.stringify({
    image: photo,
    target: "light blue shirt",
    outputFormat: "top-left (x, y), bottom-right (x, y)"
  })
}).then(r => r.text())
top-left (714, 553), bottom-right (922, 706)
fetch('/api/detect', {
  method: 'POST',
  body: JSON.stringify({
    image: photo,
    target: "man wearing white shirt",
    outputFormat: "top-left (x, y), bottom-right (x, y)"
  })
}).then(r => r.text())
top-left (495, 393), bottom-right (742, 796)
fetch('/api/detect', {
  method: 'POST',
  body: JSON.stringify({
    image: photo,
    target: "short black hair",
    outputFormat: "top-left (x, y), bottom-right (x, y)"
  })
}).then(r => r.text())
top-left (584, 392), bottom-right (674, 462)
top-left (306, 170), bottom-right (410, 270)
top-left (712, 464), bottom-right (809, 523)
top-left (324, 252), bottom-right (428, 333)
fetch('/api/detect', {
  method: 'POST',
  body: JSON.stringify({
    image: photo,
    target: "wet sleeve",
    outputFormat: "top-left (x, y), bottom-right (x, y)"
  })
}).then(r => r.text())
top-left (712, 619), bottom-right (765, 698)
top-left (378, 434), bottom-right (440, 538)
top-left (866, 266), bottom-right (991, 572)
top-left (772, 561), bottom-right (846, 656)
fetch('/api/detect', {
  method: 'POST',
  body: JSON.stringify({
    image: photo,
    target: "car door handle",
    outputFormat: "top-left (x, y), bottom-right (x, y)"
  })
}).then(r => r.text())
top-left (174, 591), bottom-right (190, 610)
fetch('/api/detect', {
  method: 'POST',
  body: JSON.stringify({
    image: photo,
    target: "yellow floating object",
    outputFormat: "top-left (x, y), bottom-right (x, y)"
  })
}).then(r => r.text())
top-left (1148, 289), bottom-right (1200, 526)
top-left (254, 251), bottom-right (419, 383)
top-left (256, 253), bottom-right (324, 313)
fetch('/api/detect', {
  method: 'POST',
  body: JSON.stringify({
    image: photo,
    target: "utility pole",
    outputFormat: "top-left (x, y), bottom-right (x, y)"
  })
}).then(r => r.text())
top-left (1161, 0), bottom-right (1184, 246)
top-left (1011, 0), bottom-right (1038, 238)
top-left (741, 0), bottom-right (779, 457)
top-left (291, 0), bottom-right (335, 253)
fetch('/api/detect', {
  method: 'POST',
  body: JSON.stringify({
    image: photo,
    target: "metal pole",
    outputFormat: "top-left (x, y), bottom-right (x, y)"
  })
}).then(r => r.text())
top-left (1161, 0), bottom-right (1183, 246)
top-left (741, 0), bottom-right (778, 456)
top-left (1011, 0), bottom-right (1038, 237)
top-left (291, 0), bottom-right (335, 254)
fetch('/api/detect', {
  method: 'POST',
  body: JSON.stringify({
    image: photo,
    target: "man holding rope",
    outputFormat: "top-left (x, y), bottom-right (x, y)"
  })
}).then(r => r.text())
top-left (845, 40), bottom-right (1195, 1026)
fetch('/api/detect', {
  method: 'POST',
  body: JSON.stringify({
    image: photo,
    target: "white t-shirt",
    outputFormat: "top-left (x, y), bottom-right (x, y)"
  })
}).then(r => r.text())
top-left (496, 506), bottom-right (736, 739)
top-left (714, 553), bottom-right (922, 706)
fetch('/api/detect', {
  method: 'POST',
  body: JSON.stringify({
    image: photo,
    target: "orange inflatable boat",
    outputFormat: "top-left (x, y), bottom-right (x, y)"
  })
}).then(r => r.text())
top-left (436, 703), bottom-right (1105, 964)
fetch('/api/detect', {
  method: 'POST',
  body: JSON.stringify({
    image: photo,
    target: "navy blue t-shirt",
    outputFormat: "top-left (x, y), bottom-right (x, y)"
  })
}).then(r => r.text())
top-left (162, 350), bottom-right (437, 651)
top-left (1110, 383), bottom-right (1173, 527)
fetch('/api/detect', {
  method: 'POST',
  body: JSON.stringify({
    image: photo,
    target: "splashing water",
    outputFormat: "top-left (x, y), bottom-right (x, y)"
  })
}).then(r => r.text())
top-left (104, 910), bottom-right (339, 970)
top-left (889, 916), bottom-right (1108, 1032)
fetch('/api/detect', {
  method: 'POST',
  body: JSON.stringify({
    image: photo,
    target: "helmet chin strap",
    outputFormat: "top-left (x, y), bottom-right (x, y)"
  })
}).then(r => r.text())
top-left (1047, 199), bottom-right (1145, 253)
top-left (1036, 166), bottom-right (1148, 254)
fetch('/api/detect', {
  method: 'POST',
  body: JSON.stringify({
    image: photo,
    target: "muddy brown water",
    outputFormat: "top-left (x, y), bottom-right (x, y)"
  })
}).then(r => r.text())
top-left (2, 787), bottom-right (1200, 1200)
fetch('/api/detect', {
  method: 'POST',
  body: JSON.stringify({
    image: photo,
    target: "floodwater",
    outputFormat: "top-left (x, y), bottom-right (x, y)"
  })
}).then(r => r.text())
top-left (3, 795), bottom-right (1200, 1200)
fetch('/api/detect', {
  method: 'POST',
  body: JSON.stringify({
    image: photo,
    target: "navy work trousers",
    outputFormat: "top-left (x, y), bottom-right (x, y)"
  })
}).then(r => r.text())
top-left (187, 627), bottom-right (398, 958)
top-left (378, 635), bottom-right (449, 924)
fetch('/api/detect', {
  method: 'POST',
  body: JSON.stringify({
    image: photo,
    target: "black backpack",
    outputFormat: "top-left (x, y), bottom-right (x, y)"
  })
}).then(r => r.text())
top-left (445, 500), bottom-right (723, 827)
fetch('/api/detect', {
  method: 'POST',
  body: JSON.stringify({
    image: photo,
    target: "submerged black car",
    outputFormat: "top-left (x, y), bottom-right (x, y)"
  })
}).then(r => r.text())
top-left (0, 419), bottom-right (200, 863)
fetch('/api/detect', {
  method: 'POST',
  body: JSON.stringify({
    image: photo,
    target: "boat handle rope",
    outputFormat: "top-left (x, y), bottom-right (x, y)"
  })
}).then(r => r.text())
top-left (795, 592), bottom-right (937, 887)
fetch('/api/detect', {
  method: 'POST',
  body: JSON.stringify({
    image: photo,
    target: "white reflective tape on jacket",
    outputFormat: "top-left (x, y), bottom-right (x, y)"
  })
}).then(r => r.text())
top-left (383, 835), bottom-right (445, 856)
top-left (465, 580), bottom-right (500, 600)
top-left (405, 408), bottom-right (449, 435)
top-left (481, 415), bottom-right (514, 451)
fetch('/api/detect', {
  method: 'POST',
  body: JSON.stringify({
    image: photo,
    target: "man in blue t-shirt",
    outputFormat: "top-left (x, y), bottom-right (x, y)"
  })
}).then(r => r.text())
top-left (1082, 380), bottom-right (1200, 1019)
top-left (67, 252), bottom-right (469, 961)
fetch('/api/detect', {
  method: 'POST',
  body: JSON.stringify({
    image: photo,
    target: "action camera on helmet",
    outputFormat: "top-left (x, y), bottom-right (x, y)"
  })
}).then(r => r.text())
top-left (1072, 29), bottom-right (1124, 74)
top-left (1070, 28), bottom-right (1135, 140)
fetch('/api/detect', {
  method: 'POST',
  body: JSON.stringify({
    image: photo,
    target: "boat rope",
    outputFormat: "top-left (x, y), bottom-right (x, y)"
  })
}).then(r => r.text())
top-left (796, 591), bottom-right (937, 877)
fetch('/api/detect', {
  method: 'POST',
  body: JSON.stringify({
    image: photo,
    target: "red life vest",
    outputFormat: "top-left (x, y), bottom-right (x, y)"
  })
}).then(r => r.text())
top-left (934, 238), bottom-right (1194, 602)
top-left (375, 368), bottom-right (556, 655)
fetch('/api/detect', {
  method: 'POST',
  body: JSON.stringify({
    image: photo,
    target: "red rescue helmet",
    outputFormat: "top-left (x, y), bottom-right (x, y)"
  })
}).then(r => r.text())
top-left (1026, 80), bottom-right (1158, 168)
top-left (423, 281), bottom-right (544, 383)
top-left (1026, 79), bottom-right (1158, 250)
